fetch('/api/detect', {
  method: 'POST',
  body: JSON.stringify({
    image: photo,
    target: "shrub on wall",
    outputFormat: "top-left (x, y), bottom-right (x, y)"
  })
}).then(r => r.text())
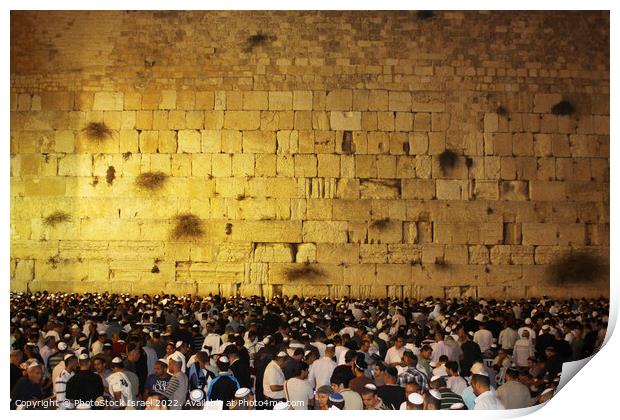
top-left (135, 171), bottom-right (168, 191)
top-left (547, 252), bottom-right (606, 285)
top-left (171, 214), bottom-right (204, 240)
top-left (82, 122), bottom-right (112, 141)
top-left (285, 262), bottom-right (325, 281)
top-left (43, 211), bottom-right (71, 227)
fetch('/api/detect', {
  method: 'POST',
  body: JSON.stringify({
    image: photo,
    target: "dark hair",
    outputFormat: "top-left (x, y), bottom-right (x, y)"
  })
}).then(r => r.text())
top-left (445, 361), bottom-right (459, 374)
top-left (216, 359), bottom-right (230, 372)
top-left (438, 355), bottom-right (448, 363)
top-left (471, 373), bottom-right (490, 389)
top-left (330, 369), bottom-right (355, 388)
top-left (344, 349), bottom-right (357, 364)
top-left (385, 366), bottom-right (398, 379)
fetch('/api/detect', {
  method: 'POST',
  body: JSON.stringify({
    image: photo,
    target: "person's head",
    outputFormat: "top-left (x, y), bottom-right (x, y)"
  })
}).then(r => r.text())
top-left (325, 344), bottom-right (335, 358)
top-left (111, 357), bottom-right (125, 372)
top-left (430, 376), bottom-right (447, 390)
top-left (327, 393), bottom-right (345, 410)
top-left (97, 332), bottom-right (106, 342)
top-left (126, 342), bottom-right (141, 362)
top-left (295, 361), bottom-right (310, 380)
top-left (445, 361), bottom-right (459, 377)
top-left (145, 394), bottom-right (167, 410)
top-left (195, 351), bottom-right (210, 367)
top-left (93, 357), bottom-right (106, 373)
top-left (545, 346), bottom-right (556, 359)
top-left (420, 345), bottom-right (433, 360)
top-left (64, 355), bottom-right (78, 372)
top-left (360, 339), bottom-right (370, 353)
top-left (434, 331), bottom-right (444, 343)
top-left (274, 351), bottom-right (288, 368)
top-left (384, 366), bottom-right (398, 385)
top-left (316, 385), bottom-right (332, 408)
top-left (437, 355), bottom-right (448, 366)
top-left (154, 360), bottom-right (168, 377)
top-left (372, 361), bottom-right (386, 379)
top-left (403, 350), bottom-right (417, 367)
top-left (361, 384), bottom-right (379, 409)
top-left (330, 369), bottom-right (355, 392)
top-left (406, 392), bottom-right (424, 410)
top-left (78, 355), bottom-right (91, 370)
top-left (423, 390), bottom-right (441, 410)
top-left (26, 363), bottom-right (43, 384)
top-left (394, 335), bottom-right (405, 349)
top-left (10, 350), bottom-right (22, 365)
top-left (497, 348), bottom-right (507, 360)
top-left (353, 357), bottom-right (368, 376)
top-left (505, 368), bottom-right (519, 382)
top-left (165, 342), bottom-right (175, 355)
top-left (216, 355), bottom-right (230, 373)
top-left (471, 373), bottom-right (491, 396)
top-left (405, 381), bottom-right (420, 397)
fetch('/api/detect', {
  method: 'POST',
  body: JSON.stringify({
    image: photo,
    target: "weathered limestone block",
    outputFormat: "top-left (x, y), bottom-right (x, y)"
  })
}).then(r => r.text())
top-left (402, 179), bottom-right (435, 200)
top-left (316, 243), bottom-right (359, 264)
top-left (223, 111), bottom-right (260, 130)
top-left (368, 219), bottom-right (402, 244)
top-left (376, 264), bottom-right (412, 286)
top-left (93, 92), bottom-right (123, 111)
top-left (499, 181), bottom-right (529, 201)
top-left (296, 243), bottom-right (317, 263)
top-left (330, 111), bottom-right (362, 131)
top-left (359, 244), bottom-right (388, 263)
top-left (302, 221), bottom-right (347, 243)
top-left (522, 223), bottom-right (558, 245)
top-left (387, 244), bottom-right (421, 264)
top-left (359, 179), bottom-right (400, 199)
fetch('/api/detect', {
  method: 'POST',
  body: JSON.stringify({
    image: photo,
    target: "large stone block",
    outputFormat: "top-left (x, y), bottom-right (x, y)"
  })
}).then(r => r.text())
top-left (302, 221), bottom-right (348, 243)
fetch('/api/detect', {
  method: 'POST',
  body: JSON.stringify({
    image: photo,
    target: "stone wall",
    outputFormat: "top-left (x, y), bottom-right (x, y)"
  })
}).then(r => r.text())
top-left (10, 11), bottom-right (610, 298)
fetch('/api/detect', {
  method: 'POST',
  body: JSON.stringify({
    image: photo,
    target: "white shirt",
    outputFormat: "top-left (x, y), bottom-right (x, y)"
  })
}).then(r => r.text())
top-left (447, 375), bottom-right (467, 395)
top-left (473, 329), bottom-right (494, 353)
top-left (54, 369), bottom-right (75, 409)
top-left (384, 346), bottom-right (405, 365)
top-left (335, 345), bottom-right (348, 364)
top-left (431, 341), bottom-right (449, 362)
top-left (108, 371), bottom-right (135, 407)
top-left (202, 333), bottom-right (222, 355)
top-left (308, 356), bottom-right (336, 389)
top-left (284, 377), bottom-right (314, 409)
top-left (474, 390), bottom-right (505, 410)
top-left (263, 360), bottom-right (286, 399)
top-left (311, 341), bottom-right (327, 358)
top-left (498, 328), bottom-right (519, 350)
top-left (512, 338), bottom-right (535, 367)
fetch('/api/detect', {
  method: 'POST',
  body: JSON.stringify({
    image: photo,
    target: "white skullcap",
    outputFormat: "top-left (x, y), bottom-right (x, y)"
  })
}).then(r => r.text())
top-left (170, 353), bottom-right (183, 363)
top-left (218, 355), bottom-right (229, 363)
top-left (175, 340), bottom-right (184, 348)
top-left (541, 388), bottom-right (554, 396)
top-left (431, 375), bottom-right (443, 382)
top-left (304, 350), bottom-right (312, 357)
top-left (404, 343), bottom-right (415, 351)
top-left (429, 390), bottom-right (442, 400)
top-left (429, 361), bottom-right (437, 368)
top-left (26, 361), bottom-right (41, 369)
top-left (542, 325), bottom-right (550, 330)
top-left (78, 353), bottom-right (89, 360)
top-left (474, 370), bottom-right (489, 377)
top-left (57, 342), bottom-right (67, 351)
top-left (408, 393), bottom-right (424, 405)
top-left (64, 354), bottom-right (76, 361)
top-left (450, 403), bottom-right (464, 410)
top-left (326, 344), bottom-right (335, 348)
top-left (445, 327), bottom-right (452, 333)
top-left (262, 337), bottom-right (270, 345)
top-left (273, 401), bottom-right (289, 410)
top-left (328, 406), bottom-right (341, 410)
top-left (45, 331), bottom-right (55, 338)
top-left (112, 357), bottom-right (123, 364)
top-left (276, 351), bottom-right (288, 358)
top-left (190, 389), bottom-right (205, 401)
top-left (235, 387), bottom-right (251, 398)
top-left (470, 362), bottom-right (485, 374)
top-left (364, 383), bottom-right (377, 391)
top-left (525, 318), bottom-right (532, 325)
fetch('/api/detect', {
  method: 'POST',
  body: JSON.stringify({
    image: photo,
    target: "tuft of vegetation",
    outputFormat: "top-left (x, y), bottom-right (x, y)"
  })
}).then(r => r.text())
top-left (122, 152), bottom-right (132, 161)
top-left (370, 217), bottom-right (392, 231)
top-left (465, 157), bottom-right (474, 168)
top-left (171, 214), bottom-right (204, 240)
top-left (136, 171), bottom-right (168, 191)
top-left (551, 100), bottom-right (576, 116)
top-left (47, 255), bottom-right (61, 269)
top-left (43, 211), bottom-right (71, 227)
top-left (417, 11), bottom-right (434, 20)
top-left (225, 223), bottom-right (233, 235)
top-left (106, 166), bottom-right (116, 185)
top-left (151, 265), bottom-right (160, 274)
top-left (285, 262), bottom-right (326, 281)
top-left (438, 149), bottom-right (459, 174)
top-left (82, 122), bottom-right (112, 141)
top-left (496, 105), bottom-right (509, 117)
top-left (547, 252), bottom-right (606, 285)
top-left (244, 32), bottom-right (276, 53)
top-left (434, 257), bottom-right (451, 270)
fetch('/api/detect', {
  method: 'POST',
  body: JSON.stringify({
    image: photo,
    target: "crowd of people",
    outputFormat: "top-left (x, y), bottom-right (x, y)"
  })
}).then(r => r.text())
top-left (9, 291), bottom-right (608, 410)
